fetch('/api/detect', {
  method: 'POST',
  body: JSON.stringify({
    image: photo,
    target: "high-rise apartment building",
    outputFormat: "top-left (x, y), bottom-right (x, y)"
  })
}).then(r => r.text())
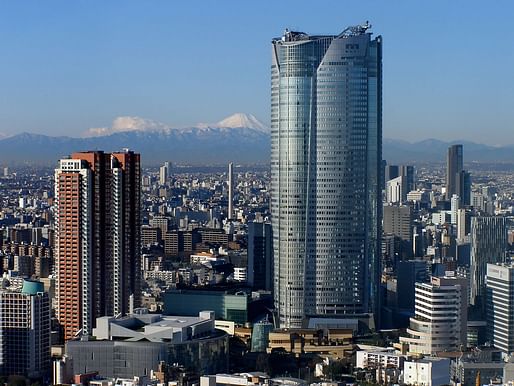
top-left (486, 263), bottom-right (514, 354)
top-left (469, 216), bottom-right (508, 306)
top-left (446, 145), bottom-right (463, 199)
top-left (400, 276), bottom-right (468, 355)
top-left (55, 150), bottom-right (141, 340)
top-left (383, 205), bottom-right (413, 259)
top-left (0, 279), bottom-right (50, 378)
top-left (271, 24), bottom-right (382, 327)
top-left (383, 205), bottom-right (412, 241)
top-left (150, 215), bottom-right (169, 237)
top-left (159, 162), bottom-right (168, 185)
top-left (472, 191), bottom-right (486, 212)
top-left (450, 194), bottom-right (461, 225)
top-left (456, 209), bottom-right (470, 241)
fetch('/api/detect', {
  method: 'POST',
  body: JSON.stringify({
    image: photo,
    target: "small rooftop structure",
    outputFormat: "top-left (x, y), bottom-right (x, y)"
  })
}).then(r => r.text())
top-left (274, 22), bottom-right (372, 44)
top-left (92, 310), bottom-right (217, 343)
top-left (200, 374), bottom-right (306, 386)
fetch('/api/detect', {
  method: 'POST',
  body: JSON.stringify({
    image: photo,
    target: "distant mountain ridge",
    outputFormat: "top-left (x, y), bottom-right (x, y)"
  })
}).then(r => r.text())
top-left (82, 113), bottom-right (270, 137)
top-left (382, 138), bottom-right (514, 163)
top-left (1, 115), bottom-right (513, 165)
top-left (0, 113), bottom-right (271, 165)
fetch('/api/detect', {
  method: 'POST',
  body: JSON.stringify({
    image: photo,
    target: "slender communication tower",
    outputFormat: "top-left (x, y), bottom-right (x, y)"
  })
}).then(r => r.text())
top-left (228, 162), bottom-right (234, 220)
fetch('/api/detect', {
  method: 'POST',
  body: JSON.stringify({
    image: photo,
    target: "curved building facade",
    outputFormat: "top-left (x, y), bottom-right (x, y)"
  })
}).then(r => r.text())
top-left (271, 25), bottom-right (382, 327)
top-left (65, 333), bottom-right (229, 378)
top-left (64, 311), bottom-right (229, 378)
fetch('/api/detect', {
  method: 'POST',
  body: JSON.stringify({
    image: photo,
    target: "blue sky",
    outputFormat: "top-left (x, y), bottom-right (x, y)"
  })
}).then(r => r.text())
top-left (0, 0), bottom-right (513, 144)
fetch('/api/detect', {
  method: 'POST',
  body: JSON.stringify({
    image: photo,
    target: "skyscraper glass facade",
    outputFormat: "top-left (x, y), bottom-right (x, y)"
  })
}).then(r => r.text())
top-left (446, 144), bottom-right (463, 199)
top-left (470, 216), bottom-right (508, 306)
top-left (271, 25), bottom-right (382, 327)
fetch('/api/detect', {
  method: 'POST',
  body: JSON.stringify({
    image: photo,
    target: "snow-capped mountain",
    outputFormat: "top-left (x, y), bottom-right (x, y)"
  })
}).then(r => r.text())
top-left (216, 113), bottom-right (269, 132)
top-left (83, 116), bottom-right (171, 137)
top-left (82, 113), bottom-right (269, 137)
top-left (0, 114), bottom-right (271, 165)
top-left (1, 113), bottom-right (513, 165)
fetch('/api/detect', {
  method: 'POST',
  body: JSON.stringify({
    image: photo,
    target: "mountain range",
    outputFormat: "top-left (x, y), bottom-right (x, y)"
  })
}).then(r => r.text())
top-left (0, 114), bottom-right (271, 165)
top-left (382, 138), bottom-right (514, 164)
top-left (0, 113), bottom-right (513, 165)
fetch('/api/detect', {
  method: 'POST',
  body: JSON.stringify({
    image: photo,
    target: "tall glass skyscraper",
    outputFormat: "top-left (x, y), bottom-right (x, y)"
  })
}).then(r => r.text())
top-left (271, 24), bottom-right (382, 328)
top-left (446, 144), bottom-right (463, 199)
top-left (470, 216), bottom-right (508, 306)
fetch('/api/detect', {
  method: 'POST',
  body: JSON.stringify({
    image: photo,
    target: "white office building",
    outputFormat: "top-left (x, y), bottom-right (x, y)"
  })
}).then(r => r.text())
top-left (159, 163), bottom-right (168, 185)
top-left (450, 194), bottom-right (460, 225)
top-left (233, 267), bottom-right (247, 283)
top-left (403, 357), bottom-right (450, 386)
top-left (355, 348), bottom-right (405, 369)
top-left (400, 276), bottom-right (467, 355)
top-left (386, 176), bottom-right (405, 204)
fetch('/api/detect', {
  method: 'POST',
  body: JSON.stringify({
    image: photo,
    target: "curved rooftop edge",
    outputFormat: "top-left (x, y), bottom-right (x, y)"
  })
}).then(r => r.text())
top-left (272, 22), bottom-right (372, 44)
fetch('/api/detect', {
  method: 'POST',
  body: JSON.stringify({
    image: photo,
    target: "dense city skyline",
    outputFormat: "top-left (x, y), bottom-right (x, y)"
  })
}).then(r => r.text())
top-left (3, 3), bottom-right (514, 384)
top-left (1, 1), bottom-right (514, 144)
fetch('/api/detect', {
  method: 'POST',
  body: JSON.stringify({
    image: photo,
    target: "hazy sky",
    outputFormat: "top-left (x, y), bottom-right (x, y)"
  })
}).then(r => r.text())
top-left (1, 1), bottom-right (513, 144)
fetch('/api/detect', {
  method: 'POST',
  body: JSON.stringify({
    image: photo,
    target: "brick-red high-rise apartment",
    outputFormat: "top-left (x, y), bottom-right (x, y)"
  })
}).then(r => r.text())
top-left (54, 150), bottom-right (141, 340)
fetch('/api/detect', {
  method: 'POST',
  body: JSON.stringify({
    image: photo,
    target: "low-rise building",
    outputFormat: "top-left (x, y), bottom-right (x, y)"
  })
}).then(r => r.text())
top-left (200, 373), bottom-right (306, 386)
top-left (355, 348), bottom-right (405, 370)
top-left (200, 373), bottom-right (269, 386)
top-left (141, 226), bottom-right (162, 246)
top-left (63, 310), bottom-right (229, 379)
top-left (190, 252), bottom-right (226, 265)
top-left (451, 348), bottom-right (504, 386)
top-left (232, 267), bottom-right (247, 282)
top-left (403, 357), bottom-right (450, 386)
top-left (163, 290), bottom-right (249, 324)
top-left (267, 328), bottom-right (353, 358)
